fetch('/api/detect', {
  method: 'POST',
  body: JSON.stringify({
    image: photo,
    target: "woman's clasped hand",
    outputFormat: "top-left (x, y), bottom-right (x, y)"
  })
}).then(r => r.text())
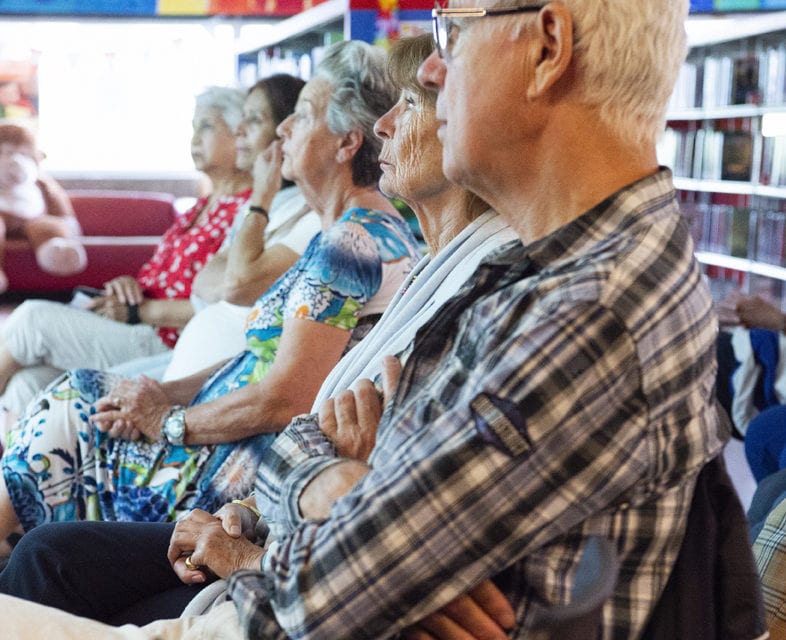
top-left (90, 376), bottom-right (173, 442)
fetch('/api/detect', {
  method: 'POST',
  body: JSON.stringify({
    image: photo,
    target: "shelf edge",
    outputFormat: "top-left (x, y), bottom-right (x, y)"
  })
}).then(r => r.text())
top-left (238, 0), bottom-right (349, 52)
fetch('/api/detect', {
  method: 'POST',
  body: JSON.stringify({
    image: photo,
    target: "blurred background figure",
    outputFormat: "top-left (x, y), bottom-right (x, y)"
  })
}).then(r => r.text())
top-left (0, 86), bottom-right (251, 428)
top-left (0, 123), bottom-right (85, 294)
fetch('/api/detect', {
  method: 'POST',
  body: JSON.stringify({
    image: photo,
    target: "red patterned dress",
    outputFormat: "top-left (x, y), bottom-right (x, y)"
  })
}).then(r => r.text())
top-left (136, 189), bottom-right (251, 347)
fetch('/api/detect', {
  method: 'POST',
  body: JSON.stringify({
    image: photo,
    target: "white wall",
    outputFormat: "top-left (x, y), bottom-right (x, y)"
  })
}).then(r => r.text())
top-left (0, 18), bottom-right (274, 177)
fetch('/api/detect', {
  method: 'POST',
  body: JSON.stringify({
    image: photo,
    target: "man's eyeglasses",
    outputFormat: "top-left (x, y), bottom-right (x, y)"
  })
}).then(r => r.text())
top-left (432, 5), bottom-right (545, 61)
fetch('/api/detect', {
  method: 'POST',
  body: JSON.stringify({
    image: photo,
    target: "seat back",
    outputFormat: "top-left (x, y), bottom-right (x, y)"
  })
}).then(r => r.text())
top-left (67, 189), bottom-right (177, 237)
top-left (641, 454), bottom-right (767, 639)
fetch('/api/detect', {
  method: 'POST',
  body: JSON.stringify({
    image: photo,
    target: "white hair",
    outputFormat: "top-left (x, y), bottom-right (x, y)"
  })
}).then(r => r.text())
top-left (495, 0), bottom-right (689, 146)
top-left (194, 86), bottom-right (246, 132)
top-left (313, 40), bottom-right (398, 186)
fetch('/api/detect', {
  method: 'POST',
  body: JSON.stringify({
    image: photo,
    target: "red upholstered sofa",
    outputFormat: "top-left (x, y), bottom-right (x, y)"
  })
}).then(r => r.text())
top-left (4, 190), bottom-right (178, 294)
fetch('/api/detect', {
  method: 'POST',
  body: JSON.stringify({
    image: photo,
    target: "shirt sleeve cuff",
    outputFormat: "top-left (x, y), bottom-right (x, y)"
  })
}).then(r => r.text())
top-left (278, 456), bottom-right (347, 533)
top-left (256, 414), bottom-right (337, 538)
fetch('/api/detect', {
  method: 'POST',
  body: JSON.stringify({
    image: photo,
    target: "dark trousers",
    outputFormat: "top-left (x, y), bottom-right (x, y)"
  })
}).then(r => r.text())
top-left (0, 521), bottom-right (208, 625)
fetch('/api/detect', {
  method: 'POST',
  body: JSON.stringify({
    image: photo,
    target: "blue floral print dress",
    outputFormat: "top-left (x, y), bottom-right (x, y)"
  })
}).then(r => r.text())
top-left (2, 208), bottom-right (420, 531)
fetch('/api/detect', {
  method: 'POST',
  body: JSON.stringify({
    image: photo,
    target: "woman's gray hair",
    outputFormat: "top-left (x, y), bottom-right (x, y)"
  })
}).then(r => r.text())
top-left (314, 40), bottom-right (398, 187)
top-left (194, 86), bottom-right (246, 133)
top-left (388, 34), bottom-right (437, 106)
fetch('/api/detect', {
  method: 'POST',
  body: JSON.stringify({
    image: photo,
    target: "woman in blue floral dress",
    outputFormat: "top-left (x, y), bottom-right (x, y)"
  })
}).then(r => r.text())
top-left (0, 41), bottom-right (420, 543)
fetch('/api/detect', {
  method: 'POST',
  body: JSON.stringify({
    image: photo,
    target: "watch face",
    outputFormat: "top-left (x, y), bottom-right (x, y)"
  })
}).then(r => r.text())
top-left (167, 420), bottom-right (184, 438)
top-left (165, 411), bottom-right (185, 443)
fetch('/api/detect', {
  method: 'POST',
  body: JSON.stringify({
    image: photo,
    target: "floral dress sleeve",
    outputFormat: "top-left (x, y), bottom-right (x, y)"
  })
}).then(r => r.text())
top-left (194, 208), bottom-right (418, 405)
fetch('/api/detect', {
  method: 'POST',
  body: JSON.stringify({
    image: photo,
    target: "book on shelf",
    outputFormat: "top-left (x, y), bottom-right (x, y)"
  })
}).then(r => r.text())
top-left (692, 128), bottom-right (705, 179)
top-left (707, 204), bottom-right (751, 258)
top-left (703, 55), bottom-right (733, 108)
top-left (753, 210), bottom-right (786, 266)
top-left (668, 61), bottom-right (701, 110)
top-left (761, 135), bottom-right (786, 186)
top-left (679, 200), bottom-right (786, 263)
top-left (708, 204), bottom-right (733, 254)
top-left (670, 49), bottom-right (766, 111)
top-left (731, 54), bottom-right (761, 105)
top-left (731, 206), bottom-right (751, 258)
top-left (721, 130), bottom-right (754, 181)
top-left (658, 127), bottom-right (696, 177)
top-left (700, 129), bottom-right (724, 180)
top-left (680, 203), bottom-right (752, 259)
top-left (760, 43), bottom-right (786, 105)
top-left (662, 123), bottom-right (754, 183)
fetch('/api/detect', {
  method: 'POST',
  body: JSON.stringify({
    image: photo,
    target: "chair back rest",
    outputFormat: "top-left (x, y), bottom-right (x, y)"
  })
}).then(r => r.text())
top-left (67, 189), bottom-right (177, 237)
top-left (641, 454), bottom-right (767, 639)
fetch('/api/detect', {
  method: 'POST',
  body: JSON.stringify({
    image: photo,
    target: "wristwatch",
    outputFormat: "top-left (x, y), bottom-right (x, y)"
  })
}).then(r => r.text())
top-left (162, 406), bottom-right (187, 446)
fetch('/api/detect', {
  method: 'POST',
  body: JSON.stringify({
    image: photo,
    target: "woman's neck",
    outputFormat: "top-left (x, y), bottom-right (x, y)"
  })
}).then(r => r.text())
top-left (305, 173), bottom-right (396, 230)
top-left (410, 187), bottom-right (476, 256)
top-left (207, 168), bottom-right (253, 199)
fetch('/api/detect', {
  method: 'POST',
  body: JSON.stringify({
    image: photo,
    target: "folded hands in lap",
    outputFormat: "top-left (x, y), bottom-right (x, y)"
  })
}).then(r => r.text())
top-left (164, 355), bottom-right (514, 638)
top-left (90, 376), bottom-right (171, 441)
top-left (168, 504), bottom-right (264, 584)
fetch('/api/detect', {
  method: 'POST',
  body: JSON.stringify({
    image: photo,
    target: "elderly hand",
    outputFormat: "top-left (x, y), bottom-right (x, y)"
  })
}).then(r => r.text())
top-left (103, 275), bottom-right (144, 305)
top-left (250, 139), bottom-right (284, 212)
top-left (89, 294), bottom-right (130, 323)
top-left (90, 376), bottom-right (171, 441)
top-left (213, 499), bottom-right (260, 540)
top-left (167, 508), bottom-right (265, 584)
top-left (402, 580), bottom-right (515, 640)
top-left (319, 355), bottom-right (401, 461)
top-left (735, 294), bottom-right (786, 332)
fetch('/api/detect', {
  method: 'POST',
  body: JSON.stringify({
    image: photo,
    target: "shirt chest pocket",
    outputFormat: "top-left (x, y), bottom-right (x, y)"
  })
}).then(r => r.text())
top-left (470, 392), bottom-right (533, 457)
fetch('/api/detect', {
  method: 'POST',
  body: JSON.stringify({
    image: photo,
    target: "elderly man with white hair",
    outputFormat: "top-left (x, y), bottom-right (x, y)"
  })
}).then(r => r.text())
top-left (0, 1), bottom-right (743, 638)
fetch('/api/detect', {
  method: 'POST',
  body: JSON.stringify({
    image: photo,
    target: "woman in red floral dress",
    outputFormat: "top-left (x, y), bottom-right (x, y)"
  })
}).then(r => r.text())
top-left (0, 86), bottom-right (252, 420)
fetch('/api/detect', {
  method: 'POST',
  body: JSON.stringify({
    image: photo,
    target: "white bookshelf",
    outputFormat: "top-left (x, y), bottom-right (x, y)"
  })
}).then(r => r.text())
top-left (666, 13), bottom-right (786, 300)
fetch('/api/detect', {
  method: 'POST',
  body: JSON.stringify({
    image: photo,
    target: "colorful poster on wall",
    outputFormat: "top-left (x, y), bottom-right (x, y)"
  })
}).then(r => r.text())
top-left (205, 0), bottom-right (320, 15)
top-left (0, 0), bottom-right (318, 15)
top-left (691, 0), bottom-right (786, 8)
top-left (0, 0), bottom-right (156, 14)
top-left (715, 0), bottom-right (761, 9)
top-left (157, 0), bottom-right (206, 14)
top-left (0, 59), bottom-right (37, 126)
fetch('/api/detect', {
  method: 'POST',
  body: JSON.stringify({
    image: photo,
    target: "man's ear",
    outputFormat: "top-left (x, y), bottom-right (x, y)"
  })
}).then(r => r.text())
top-left (336, 129), bottom-right (364, 165)
top-left (526, 3), bottom-right (574, 99)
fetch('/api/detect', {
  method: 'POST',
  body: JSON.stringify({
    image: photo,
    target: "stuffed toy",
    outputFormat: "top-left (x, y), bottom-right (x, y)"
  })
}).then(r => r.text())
top-left (0, 124), bottom-right (86, 293)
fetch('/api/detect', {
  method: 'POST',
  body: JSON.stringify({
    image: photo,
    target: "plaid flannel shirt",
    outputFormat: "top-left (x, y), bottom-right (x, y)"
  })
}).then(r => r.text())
top-left (229, 169), bottom-right (726, 639)
top-left (754, 490), bottom-right (786, 634)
